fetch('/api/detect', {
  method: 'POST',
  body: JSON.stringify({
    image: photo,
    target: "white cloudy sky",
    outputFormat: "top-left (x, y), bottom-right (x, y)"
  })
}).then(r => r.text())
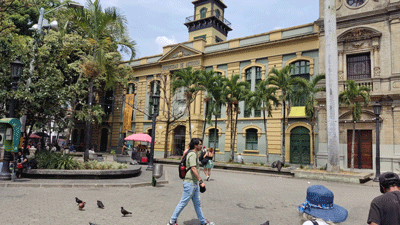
top-left (71, 0), bottom-right (320, 59)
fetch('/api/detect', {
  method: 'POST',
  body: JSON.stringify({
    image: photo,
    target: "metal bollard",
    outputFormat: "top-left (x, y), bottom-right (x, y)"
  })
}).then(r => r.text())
top-left (152, 164), bottom-right (163, 187)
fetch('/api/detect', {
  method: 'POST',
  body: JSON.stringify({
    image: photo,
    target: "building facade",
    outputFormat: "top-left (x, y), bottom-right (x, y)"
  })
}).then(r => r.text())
top-left (84, 0), bottom-right (400, 172)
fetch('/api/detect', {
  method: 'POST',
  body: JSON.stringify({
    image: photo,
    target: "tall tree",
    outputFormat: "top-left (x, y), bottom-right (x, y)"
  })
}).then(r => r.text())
top-left (171, 67), bottom-right (202, 140)
top-left (199, 69), bottom-right (218, 141)
top-left (267, 65), bottom-right (307, 163)
top-left (302, 74), bottom-right (326, 168)
top-left (246, 80), bottom-right (279, 165)
top-left (68, 0), bottom-right (135, 161)
top-left (222, 74), bottom-right (250, 162)
top-left (339, 80), bottom-right (370, 172)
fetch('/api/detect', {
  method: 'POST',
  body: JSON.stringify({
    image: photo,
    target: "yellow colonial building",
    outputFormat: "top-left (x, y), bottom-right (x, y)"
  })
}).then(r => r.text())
top-left (79, 0), bottom-right (400, 172)
top-left (115, 0), bottom-right (320, 164)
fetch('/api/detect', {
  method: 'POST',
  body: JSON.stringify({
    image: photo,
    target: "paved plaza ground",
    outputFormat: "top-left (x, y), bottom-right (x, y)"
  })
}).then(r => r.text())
top-left (0, 165), bottom-right (379, 225)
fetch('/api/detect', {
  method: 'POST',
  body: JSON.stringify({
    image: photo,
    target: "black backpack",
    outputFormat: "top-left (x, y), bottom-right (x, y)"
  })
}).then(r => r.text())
top-left (179, 150), bottom-right (192, 179)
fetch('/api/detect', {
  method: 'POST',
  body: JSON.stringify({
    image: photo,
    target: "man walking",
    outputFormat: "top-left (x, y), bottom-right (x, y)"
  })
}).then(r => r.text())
top-left (367, 172), bottom-right (400, 225)
top-left (168, 138), bottom-right (214, 225)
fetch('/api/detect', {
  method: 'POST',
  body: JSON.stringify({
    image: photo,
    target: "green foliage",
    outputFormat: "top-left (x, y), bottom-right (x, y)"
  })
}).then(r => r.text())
top-left (110, 150), bottom-right (116, 155)
top-left (34, 151), bottom-right (80, 170)
top-left (260, 162), bottom-right (264, 166)
top-left (34, 151), bottom-right (127, 170)
top-left (339, 80), bottom-right (371, 122)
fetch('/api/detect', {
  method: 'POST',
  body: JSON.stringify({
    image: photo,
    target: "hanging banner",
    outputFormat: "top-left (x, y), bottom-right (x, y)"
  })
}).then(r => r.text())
top-left (122, 94), bottom-right (135, 133)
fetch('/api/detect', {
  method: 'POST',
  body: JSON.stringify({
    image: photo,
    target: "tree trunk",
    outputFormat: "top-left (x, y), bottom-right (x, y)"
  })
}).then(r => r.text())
top-left (282, 100), bottom-right (286, 163)
top-left (263, 109), bottom-right (269, 165)
top-left (163, 122), bottom-right (170, 158)
top-left (84, 77), bottom-right (93, 162)
top-left (202, 101), bottom-right (209, 141)
top-left (213, 113), bottom-right (218, 161)
top-left (351, 121), bottom-right (356, 172)
top-left (188, 103), bottom-right (192, 140)
top-left (232, 105), bottom-right (239, 162)
top-left (230, 103), bottom-right (234, 162)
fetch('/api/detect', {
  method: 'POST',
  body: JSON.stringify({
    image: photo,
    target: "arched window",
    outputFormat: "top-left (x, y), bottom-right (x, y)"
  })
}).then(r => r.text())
top-left (127, 83), bottom-right (135, 94)
top-left (290, 60), bottom-right (310, 106)
top-left (200, 7), bottom-right (207, 18)
top-left (208, 129), bottom-right (219, 148)
top-left (148, 80), bottom-right (160, 119)
top-left (290, 60), bottom-right (310, 80)
top-left (246, 129), bottom-right (258, 150)
top-left (215, 9), bottom-right (220, 19)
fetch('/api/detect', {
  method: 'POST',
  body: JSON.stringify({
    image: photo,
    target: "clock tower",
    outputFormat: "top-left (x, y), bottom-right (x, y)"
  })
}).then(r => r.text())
top-left (184, 0), bottom-right (232, 44)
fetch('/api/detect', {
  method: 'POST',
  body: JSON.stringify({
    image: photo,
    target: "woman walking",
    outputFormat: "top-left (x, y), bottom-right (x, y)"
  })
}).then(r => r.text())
top-left (202, 148), bottom-right (214, 181)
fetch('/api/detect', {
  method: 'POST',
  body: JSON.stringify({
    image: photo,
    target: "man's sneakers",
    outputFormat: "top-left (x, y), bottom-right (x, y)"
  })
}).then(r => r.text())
top-left (202, 220), bottom-right (215, 225)
top-left (167, 222), bottom-right (177, 225)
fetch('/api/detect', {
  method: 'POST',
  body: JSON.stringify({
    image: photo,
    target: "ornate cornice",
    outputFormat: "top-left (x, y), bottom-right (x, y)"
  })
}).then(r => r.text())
top-left (337, 27), bottom-right (381, 42)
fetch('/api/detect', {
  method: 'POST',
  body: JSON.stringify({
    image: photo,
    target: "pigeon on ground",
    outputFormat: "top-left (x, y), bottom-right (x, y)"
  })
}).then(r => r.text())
top-left (76, 197), bottom-right (83, 205)
top-left (78, 202), bottom-right (86, 210)
top-left (97, 200), bottom-right (104, 209)
top-left (89, 223), bottom-right (99, 225)
top-left (121, 207), bottom-right (132, 216)
top-left (260, 221), bottom-right (269, 225)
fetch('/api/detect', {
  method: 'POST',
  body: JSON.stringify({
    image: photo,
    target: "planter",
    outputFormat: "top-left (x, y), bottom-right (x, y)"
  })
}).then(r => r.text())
top-left (114, 154), bottom-right (132, 164)
top-left (293, 169), bottom-right (373, 184)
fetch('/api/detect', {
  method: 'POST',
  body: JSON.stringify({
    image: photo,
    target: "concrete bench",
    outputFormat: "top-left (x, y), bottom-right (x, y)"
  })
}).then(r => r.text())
top-left (89, 153), bottom-right (104, 161)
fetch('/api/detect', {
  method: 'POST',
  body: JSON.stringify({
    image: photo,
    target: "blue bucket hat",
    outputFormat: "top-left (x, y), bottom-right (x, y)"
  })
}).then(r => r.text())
top-left (298, 185), bottom-right (348, 223)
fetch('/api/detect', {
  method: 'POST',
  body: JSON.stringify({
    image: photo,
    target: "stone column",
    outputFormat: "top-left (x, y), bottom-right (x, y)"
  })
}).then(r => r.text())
top-left (373, 45), bottom-right (380, 77)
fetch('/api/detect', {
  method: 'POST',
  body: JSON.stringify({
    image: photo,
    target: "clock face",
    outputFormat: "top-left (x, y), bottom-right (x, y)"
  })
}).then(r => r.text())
top-left (347, 0), bottom-right (365, 7)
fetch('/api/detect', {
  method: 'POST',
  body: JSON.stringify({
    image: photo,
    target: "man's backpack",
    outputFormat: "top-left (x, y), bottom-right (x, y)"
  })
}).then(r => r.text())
top-left (178, 150), bottom-right (192, 179)
top-left (199, 150), bottom-right (207, 165)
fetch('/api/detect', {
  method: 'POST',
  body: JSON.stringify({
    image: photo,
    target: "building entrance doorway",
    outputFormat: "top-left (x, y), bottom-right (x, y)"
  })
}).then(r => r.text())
top-left (347, 130), bottom-right (372, 169)
top-left (290, 126), bottom-right (311, 164)
top-left (173, 125), bottom-right (186, 156)
top-left (100, 128), bottom-right (108, 152)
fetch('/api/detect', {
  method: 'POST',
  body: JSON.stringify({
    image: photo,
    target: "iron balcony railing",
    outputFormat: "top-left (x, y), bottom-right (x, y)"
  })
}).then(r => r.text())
top-left (185, 10), bottom-right (231, 28)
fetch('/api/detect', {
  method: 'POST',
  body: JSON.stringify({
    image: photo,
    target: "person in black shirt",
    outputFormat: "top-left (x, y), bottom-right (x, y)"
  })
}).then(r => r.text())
top-left (367, 172), bottom-right (400, 225)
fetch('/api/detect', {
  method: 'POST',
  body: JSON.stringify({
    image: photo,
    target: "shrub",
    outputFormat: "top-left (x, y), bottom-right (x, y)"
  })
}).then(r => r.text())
top-left (34, 152), bottom-right (80, 170)
top-left (110, 150), bottom-right (116, 155)
top-left (260, 162), bottom-right (264, 166)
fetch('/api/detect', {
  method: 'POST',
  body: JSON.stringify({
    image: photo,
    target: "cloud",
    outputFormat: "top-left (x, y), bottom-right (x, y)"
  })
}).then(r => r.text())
top-left (155, 36), bottom-right (177, 52)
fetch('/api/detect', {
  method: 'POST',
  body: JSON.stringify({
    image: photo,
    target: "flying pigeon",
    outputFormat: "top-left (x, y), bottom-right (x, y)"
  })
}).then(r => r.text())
top-left (78, 202), bottom-right (86, 210)
top-left (97, 200), bottom-right (104, 209)
top-left (121, 207), bottom-right (132, 216)
top-left (76, 197), bottom-right (83, 205)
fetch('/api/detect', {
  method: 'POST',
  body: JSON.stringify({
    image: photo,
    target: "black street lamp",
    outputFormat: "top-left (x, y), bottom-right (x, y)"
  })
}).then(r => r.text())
top-left (373, 101), bottom-right (382, 182)
top-left (0, 57), bottom-right (24, 181)
top-left (9, 57), bottom-right (24, 118)
top-left (146, 91), bottom-right (160, 171)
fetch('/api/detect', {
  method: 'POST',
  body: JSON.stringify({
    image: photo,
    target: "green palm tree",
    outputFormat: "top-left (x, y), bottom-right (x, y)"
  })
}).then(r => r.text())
top-left (222, 74), bottom-right (250, 162)
top-left (302, 74), bottom-right (326, 168)
top-left (246, 80), bottom-right (279, 165)
top-left (267, 65), bottom-right (307, 163)
top-left (172, 67), bottom-right (202, 140)
top-left (199, 69), bottom-right (218, 141)
top-left (339, 80), bottom-right (371, 171)
top-left (69, 0), bottom-right (135, 161)
top-left (208, 73), bottom-right (227, 151)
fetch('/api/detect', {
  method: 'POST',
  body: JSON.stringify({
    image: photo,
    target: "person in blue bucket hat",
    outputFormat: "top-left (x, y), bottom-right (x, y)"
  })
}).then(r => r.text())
top-left (298, 185), bottom-right (348, 225)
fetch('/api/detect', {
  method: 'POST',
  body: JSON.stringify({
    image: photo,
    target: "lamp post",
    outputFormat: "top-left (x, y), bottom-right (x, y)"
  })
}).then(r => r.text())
top-left (0, 57), bottom-right (24, 181)
top-left (373, 101), bottom-right (382, 182)
top-left (146, 92), bottom-right (160, 171)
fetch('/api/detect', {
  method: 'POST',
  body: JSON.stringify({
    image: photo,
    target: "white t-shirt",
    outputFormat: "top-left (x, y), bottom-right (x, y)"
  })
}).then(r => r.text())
top-left (303, 220), bottom-right (328, 225)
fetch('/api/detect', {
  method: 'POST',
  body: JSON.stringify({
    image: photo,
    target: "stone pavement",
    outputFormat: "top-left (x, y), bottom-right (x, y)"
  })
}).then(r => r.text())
top-left (0, 164), bottom-right (381, 225)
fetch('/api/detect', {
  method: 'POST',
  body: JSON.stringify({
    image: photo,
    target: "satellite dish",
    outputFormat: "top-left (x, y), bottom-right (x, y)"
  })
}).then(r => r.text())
top-left (50, 21), bottom-right (58, 31)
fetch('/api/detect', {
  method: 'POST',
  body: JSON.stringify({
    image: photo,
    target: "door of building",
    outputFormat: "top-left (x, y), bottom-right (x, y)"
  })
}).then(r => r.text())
top-left (290, 126), bottom-right (311, 164)
top-left (173, 125), bottom-right (186, 156)
top-left (100, 128), bottom-right (108, 152)
top-left (347, 130), bottom-right (372, 169)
